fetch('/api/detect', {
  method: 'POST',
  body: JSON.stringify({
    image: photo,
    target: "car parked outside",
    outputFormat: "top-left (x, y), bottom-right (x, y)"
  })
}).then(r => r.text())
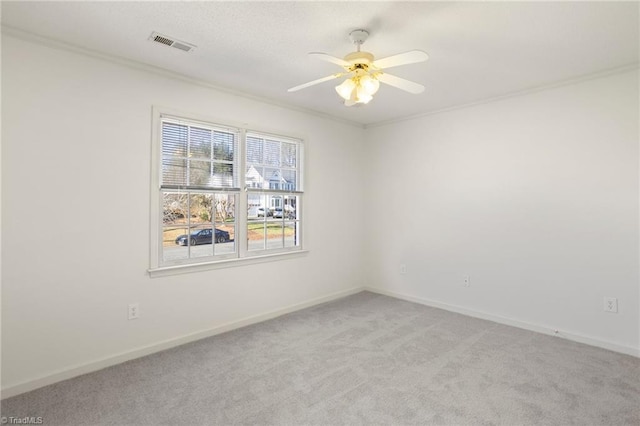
top-left (257, 207), bottom-right (272, 217)
top-left (175, 228), bottom-right (230, 246)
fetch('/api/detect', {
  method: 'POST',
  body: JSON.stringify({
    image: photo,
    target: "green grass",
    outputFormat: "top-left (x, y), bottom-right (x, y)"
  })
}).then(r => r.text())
top-left (162, 221), bottom-right (295, 246)
top-left (248, 222), bottom-right (296, 238)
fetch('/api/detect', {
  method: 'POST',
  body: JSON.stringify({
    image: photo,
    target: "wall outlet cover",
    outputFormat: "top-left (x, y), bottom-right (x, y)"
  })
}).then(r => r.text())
top-left (604, 297), bottom-right (618, 313)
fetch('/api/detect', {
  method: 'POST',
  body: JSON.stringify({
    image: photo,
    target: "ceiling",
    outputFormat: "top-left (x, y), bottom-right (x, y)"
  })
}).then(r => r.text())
top-left (2, 1), bottom-right (638, 126)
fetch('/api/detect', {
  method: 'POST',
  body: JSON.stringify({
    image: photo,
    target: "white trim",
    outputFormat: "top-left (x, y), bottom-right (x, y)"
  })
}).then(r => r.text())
top-left (0, 286), bottom-right (365, 400)
top-left (3, 286), bottom-right (637, 399)
top-left (238, 128), bottom-right (249, 259)
top-left (149, 107), bottom-right (162, 270)
top-left (365, 287), bottom-right (640, 358)
top-left (148, 249), bottom-right (309, 277)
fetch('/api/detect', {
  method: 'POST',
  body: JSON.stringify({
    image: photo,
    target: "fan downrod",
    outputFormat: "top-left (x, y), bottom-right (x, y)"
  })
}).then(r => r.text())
top-left (349, 29), bottom-right (369, 50)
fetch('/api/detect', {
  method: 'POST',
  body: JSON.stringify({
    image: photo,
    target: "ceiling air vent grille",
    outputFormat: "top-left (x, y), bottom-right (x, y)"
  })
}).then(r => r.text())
top-left (149, 32), bottom-right (196, 53)
top-left (171, 42), bottom-right (193, 52)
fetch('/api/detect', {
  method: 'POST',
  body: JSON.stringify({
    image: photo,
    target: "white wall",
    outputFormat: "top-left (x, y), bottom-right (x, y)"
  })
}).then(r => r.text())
top-left (364, 69), bottom-right (639, 354)
top-left (1, 35), bottom-right (366, 392)
top-left (2, 33), bottom-right (639, 396)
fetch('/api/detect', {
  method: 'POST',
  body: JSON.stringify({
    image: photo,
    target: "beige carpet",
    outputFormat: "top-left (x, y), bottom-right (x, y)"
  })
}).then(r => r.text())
top-left (2, 291), bottom-right (639, 425)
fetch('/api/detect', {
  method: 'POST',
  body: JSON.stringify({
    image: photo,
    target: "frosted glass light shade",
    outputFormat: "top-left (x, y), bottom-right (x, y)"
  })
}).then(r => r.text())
top-left (356, 88), bottom-right (373, 104)
top-left (335, 79), bottom-right (356, 100)
top-left (360, 75), bottom-right (380, 95)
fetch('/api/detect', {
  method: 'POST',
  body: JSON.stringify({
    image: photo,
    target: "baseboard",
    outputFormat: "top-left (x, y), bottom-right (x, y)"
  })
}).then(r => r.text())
top-left (1, 286), bottom-right (366, 399)
top-left (365, 287), bottom-right (640, 358)
top-left (5, 285), bottom-right (635, 399)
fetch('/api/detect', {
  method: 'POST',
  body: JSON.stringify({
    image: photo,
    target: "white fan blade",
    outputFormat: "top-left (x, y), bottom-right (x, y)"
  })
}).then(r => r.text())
top-left (377, 73), bottom-right (425, 94)
top-left (373, 50), bottom-right (429, 70)
top-left (309, 52), bottom-right (350, 68)
top-left (288, 73), bottom-right (343, 92)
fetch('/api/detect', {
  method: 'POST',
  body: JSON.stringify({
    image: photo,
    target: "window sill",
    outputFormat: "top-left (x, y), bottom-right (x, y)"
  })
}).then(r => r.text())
top-left (148, 250), bottom-right (309, 278)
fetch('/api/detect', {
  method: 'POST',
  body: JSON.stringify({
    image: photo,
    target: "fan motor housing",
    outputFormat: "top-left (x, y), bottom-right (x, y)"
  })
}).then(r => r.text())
top-left (344, 51), bottom-right (374, 65)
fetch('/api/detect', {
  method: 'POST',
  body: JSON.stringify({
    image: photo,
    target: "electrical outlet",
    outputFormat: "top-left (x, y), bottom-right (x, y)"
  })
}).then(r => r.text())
top-left (128, 303), bottom-right (140, 320)
top-left (463, 275), bottom-right (471, 287)
top-left (400, 264), bottom-right (407, 275)
top-left (603, 297), bottom-right (618, 313)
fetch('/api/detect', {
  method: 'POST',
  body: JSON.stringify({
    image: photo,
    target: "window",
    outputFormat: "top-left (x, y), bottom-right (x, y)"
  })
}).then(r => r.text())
top-left (150, 109), bottom-right (304, 273)
top-left (246, 133), bottom-right (302, 253)
top-left (159, 118), bottom-right (239, 264)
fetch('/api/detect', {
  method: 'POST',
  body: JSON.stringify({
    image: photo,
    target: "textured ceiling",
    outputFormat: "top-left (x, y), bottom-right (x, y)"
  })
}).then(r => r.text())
top-left (2, 1), bottom-right (638, 126)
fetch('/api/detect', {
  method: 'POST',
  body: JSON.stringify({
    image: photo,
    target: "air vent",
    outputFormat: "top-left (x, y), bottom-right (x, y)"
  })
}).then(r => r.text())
top-left (149, 32), bottom-right (196, 53)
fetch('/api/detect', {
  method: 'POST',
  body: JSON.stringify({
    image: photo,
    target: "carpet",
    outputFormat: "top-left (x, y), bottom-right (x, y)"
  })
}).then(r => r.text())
top-left (2, 291), bottom-right (639, 425)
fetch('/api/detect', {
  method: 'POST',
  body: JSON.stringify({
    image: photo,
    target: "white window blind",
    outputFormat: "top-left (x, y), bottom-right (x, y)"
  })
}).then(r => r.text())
top-left (161, 118), bottom-right (239, 190)
top-left (246, 133), bottom-right (301, 192)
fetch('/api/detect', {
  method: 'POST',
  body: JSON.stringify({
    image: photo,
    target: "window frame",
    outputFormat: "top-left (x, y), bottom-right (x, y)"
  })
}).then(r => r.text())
top-left (149, 107), bottom-right (306, 277)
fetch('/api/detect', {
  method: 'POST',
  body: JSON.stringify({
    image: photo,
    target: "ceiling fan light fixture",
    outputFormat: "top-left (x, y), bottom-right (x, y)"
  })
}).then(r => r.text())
top-left (335, 78), bottom-right (356, 100)
top-left (359, 74), bottom-right (380, 96)
top-left (290, 29), bottom-right (427, 107)
top-left (355, 86), bottom-right (373, 104)
top-left (337, 75), bottom-right (376, 106)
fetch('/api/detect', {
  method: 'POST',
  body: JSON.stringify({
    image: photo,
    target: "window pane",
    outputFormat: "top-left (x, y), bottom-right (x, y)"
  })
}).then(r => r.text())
top-left (162, 192), bottom-right (189, 224)
top-left (189, 223), bottom-right (214, 259)
top-left (214, 131), bottom-right (235, 162)
top-left (214, 193), bottom-right (236, 222)
top-left (264, 139), bottom-right (280, 166)
top-left (282, 142), bottom-right (297, 168)
top-left (163, 226), bottom-right (189, 262)
top-left (189, 160), bottom-right (211, 186)
top-left (245, 134), bottom-right (301, 193)
top-left (162, 122), bottom-right (187, 157)
top-left (247, 193), bottom-right (264, 218)
top-left (189, 126), bottom-right (212, 159)
top-left (162, 157), bottom-right (187, 186)
top-left (188, 194), bottom-right (214, 259)
top-left (268, 195), bottom-right (283, 218)
top-left (248, 222), bottom-right (265, 251)
top-left (246, 165), bottom-right (265, 189)
top-left (211, 163), bottom-right (234, 187)
top-left (266, 222), bottom-right (284, 250)
top-left (215, 225), bottom-right (234, 255)
top-left (265, 168), bottom-right (282, 190)
top-left (214, 193), bottom-right (236, 255)
top-left (190, 193), bottom-right (214, 222)
top-left (162, 192), bottom-right (189, 262)
top-left (284, 222), bottom-right (298, 247)
top-left (282, 169), bottom-right (297, 191)
top-left (246, 136), bottom-right (263, 164)
top-left (284, 195), bottom-right (298, 219)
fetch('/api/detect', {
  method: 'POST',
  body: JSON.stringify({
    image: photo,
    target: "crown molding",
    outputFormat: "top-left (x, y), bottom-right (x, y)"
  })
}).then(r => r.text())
top-left (365, 63), bottom-right (640, 129)
top-left (3, 25), bottom-right (637, 132)
top-left (1, 25), bottom-right (365, 130)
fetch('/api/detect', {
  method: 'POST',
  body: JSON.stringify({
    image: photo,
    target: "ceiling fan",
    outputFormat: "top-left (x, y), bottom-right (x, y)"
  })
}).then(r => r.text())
top-left (288, 29), bottom-right (428, 107)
